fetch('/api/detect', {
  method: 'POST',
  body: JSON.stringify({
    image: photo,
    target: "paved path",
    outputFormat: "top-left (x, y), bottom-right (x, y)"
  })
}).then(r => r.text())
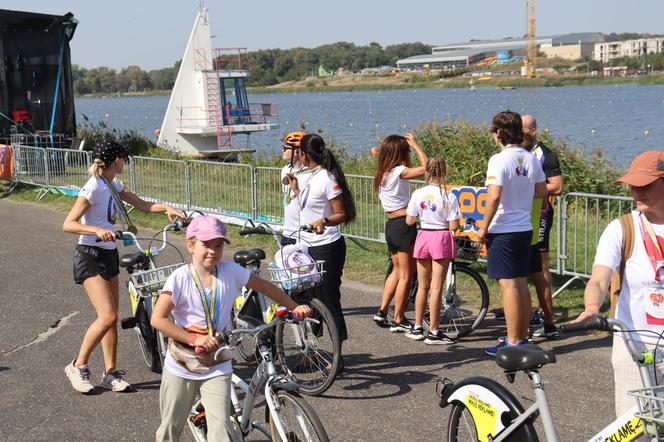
top-left (0, 198), bottom-right (618, 441)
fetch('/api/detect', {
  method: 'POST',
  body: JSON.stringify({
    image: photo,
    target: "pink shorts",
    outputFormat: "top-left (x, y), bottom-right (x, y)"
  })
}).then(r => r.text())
top-left (413, 230), bottom-right (456, 260)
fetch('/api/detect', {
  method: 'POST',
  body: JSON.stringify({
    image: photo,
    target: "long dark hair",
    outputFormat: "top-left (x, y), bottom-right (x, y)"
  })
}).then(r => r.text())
top-left (300, 134), bottom-right (357, 224)
top-left (373, 135), bottom-right (411, 193)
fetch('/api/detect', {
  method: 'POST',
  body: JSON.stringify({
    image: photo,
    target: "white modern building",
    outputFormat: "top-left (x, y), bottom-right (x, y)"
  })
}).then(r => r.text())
top-left (593, 37), bottom-right (664, 63)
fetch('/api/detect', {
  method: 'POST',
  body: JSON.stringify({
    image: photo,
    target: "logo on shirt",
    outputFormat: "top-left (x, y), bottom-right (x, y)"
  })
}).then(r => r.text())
top-left (419, 194), bottom-right (438, 212)
top-left (646, 291), bottom-right (664, 326)
top-left (515, 157), bottom-right (529, 177)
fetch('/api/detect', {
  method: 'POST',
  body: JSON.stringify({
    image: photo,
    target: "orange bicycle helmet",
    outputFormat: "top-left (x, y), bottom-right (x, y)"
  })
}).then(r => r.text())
top-left (283, 131), bottom-right (306, 149)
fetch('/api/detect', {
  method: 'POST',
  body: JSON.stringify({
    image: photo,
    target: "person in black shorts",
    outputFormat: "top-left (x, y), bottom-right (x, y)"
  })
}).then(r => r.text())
top-left (523, 114), bottom-right (564, 339)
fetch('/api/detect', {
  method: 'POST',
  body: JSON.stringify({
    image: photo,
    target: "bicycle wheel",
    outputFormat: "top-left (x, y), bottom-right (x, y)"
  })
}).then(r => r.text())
top-left (135, 303), bottom-right (162, 373)
top-left (426, 265), bottom-right (489, 340)
top-left (275, 298), bottom-right (341, 396)
top-left (268, 390), bottom-right (329, 442)
top-left (447, 403), bottom-right (480, 441)
top-left (232, 313), bottom-right (261, 363)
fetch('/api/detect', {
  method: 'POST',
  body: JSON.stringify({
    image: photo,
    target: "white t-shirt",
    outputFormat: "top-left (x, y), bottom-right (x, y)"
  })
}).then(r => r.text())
top-left (485, 146), bottom-right (546, 233)
top-left (594, 211), bottom-right (664, 345)
top-left (161, 261), bottom-right (250, 380)
top-left (281, 164), bottom-right (302, 237)
top-left (379, 165), bottom-right (410, 212)
top-left (78, 176), bottom-right (125, 250)
top-left (406, 185), bottom-right (461, 229)
top-left (297, 168), bottom-right (343, 247)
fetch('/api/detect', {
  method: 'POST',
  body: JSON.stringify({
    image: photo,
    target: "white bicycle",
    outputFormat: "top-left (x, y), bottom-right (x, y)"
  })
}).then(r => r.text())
top-left (438, 316), bottom-right (664, 441)
top-left (188, 308), bottom-right (330, 442)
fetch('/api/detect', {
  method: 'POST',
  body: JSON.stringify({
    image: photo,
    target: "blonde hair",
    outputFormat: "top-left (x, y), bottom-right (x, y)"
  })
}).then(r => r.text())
top-left (425, 157), bottom-right (448, 199)
top-left (88, 158), bottom-right (105, 177)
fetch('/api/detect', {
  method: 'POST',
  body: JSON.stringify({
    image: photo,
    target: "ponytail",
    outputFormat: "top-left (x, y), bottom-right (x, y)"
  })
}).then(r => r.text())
top-left (88, 158), bottom-right (105, 177)
top-left (300, 134), bottom-right (357, 224)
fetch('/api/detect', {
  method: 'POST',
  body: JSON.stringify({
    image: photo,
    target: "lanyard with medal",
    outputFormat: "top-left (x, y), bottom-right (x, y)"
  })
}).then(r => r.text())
top-left (190, 263), bottom-right (219, 336)
top-left (639, 213), bottom-right (664, 282)
top-left (100, 175), bottom-right (138, 234)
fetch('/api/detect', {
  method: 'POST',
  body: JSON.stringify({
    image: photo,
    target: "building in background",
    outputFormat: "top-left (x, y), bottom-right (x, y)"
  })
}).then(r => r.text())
top-left (593, 37), bottom-right (664, 63)
top-left (397, 33), bottom-right (605, 70)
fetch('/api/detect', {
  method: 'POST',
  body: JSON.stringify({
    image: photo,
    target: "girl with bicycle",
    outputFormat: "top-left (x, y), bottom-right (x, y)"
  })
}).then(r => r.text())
top-left (151, 215), bottom-right (311, 441)
top-left (404, 158), bottom-right (461, 344)
top-left (372, 133), bottom-right (427, 332)
top-left (62, 139), bottom-right (183, 394)
top-left (286, 134), bottom-right (356, 353)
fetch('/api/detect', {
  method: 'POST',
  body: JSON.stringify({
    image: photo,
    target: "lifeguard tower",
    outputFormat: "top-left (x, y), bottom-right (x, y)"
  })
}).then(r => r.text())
top-left (157, 8), bottom-right (278, 159)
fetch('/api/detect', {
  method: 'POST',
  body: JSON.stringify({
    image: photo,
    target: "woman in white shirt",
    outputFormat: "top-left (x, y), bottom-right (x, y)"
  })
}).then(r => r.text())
top-left (62, 139), bottom-right (183, 394)
top-left (575, 150), bottom-right (664, 417)
top-left (287, 134), bottom-right (356, 353)
top-left (405, 158), bottom-right (461, 344)
top-left (372, 134), bottom-right (427, 332)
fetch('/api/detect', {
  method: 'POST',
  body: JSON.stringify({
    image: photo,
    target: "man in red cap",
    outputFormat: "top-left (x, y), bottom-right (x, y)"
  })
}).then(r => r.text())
top-left (575, 150), bottom-right (664, 417)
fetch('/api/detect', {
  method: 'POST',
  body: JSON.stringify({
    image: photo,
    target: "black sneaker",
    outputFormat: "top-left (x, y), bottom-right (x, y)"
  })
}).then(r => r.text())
top-left (532, 323), bottom-right (560, 339)
top-left (530, 310), bottom-right (545, 327)
top-left (373, 309), bottom-right (388, 327)
top-left (424, 330), bottom-right (454, 345)
top-left (389, 318), bottom-right (412, 333)
top-left (405, 326), bottom-right (425, 341)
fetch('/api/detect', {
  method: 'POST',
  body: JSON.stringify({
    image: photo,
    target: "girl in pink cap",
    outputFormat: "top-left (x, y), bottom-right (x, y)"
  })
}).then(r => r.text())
top-left (151, 215), bottom-right (311, 441)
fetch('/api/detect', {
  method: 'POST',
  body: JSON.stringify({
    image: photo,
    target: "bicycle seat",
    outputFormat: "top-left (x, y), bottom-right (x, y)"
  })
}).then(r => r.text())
top-left (120, 252), bottom-right (145, 268)
top-left (496, 344), bottom-right (556, 371)
top-left (233, 248), bottom-right (266, 265)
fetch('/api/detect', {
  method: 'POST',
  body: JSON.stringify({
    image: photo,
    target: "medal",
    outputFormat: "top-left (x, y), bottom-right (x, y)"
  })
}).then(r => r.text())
top-left (127, 225), bottom-right (138, 234)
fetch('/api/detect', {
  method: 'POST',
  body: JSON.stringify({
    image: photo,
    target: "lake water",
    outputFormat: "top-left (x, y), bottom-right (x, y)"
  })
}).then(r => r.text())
top-left (76, 84), bottom-right (664, 166)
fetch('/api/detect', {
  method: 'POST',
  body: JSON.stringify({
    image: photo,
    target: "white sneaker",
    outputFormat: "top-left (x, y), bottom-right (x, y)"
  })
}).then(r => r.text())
top-left (65, 359), bottom-right (94, 394)
top-left (100, 369), bottom-right (132, 392)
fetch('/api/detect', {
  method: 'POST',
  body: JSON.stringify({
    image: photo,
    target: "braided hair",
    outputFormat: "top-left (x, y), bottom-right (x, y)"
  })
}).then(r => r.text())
top-left (425, 157), bottom-right (449, 201)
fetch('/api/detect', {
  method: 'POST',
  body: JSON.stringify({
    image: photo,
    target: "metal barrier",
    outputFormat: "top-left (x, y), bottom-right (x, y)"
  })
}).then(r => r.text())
top-left (554, 191), bottom-right (634, 297)
top-left (9, 143), bottom-right (634, 296)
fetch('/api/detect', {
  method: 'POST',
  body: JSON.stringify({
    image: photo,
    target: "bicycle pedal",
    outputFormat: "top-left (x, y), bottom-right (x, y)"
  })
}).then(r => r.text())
top-left (120, 317), bottom-right (137, 329)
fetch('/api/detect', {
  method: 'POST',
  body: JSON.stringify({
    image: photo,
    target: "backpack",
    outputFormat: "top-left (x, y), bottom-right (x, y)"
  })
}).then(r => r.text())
top-left (608, 213), bottom-right (635, 318)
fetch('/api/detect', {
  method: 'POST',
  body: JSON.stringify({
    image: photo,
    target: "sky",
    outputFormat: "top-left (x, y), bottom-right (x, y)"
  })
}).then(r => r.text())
top-left (3, 0), bottom-right (664, 71)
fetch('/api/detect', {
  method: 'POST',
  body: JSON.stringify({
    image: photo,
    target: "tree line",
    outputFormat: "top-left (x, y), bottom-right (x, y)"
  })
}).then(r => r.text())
top-left (72, 41), bottom-right (431, 94)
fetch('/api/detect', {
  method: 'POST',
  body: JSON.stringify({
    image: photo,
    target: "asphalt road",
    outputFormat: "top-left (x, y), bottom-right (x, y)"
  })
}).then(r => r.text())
top-left (0, 198), bottom-right (618, 441)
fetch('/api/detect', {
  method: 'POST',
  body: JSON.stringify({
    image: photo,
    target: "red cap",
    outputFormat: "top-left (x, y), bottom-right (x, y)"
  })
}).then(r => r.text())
top-left (615, 150), bottom-right (664, 187)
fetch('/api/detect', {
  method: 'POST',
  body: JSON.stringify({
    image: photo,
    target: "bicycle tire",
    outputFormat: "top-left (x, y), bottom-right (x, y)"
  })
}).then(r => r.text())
top-left (135, 303), bottom-right (162, 373)
top-left (445, 376), bottom-right (539, 442)
top-left (275, 298), bottom-right (341, 396)
top-left (232, 313), bottom-right (262, 363)
top-left (425, 264), bottom-right (489, 340)
top-left (268, 390), bottom-right (329, 442)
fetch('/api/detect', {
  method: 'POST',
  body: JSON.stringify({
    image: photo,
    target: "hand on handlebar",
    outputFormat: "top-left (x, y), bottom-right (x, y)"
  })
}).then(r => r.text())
top-left (573, 310), bottom-right (598, 324)
top-left (310, 219), bottom-right (326, 234)
top-left (192, 334), bottom-right (219, 353)
top-left (96, 228), bottom-right (117, 242)
top-left (292, 304), bottom-right (313, 319)
top-left (165, 206), bottom-right (186, 224)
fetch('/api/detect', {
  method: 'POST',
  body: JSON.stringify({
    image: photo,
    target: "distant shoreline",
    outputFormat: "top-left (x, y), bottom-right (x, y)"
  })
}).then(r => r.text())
top-left (75, 74), bottom-right (664, 98)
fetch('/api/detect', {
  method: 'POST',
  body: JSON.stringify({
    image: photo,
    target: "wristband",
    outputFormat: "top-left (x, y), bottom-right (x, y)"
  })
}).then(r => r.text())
top-left (323, 217), bottom-right (330, 226)
top-left (188, 334), bottom-right (197, 347)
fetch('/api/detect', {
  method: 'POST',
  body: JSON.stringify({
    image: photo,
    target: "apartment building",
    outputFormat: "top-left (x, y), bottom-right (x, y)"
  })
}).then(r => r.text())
top-left (593, 38), bottom-right (664, 62)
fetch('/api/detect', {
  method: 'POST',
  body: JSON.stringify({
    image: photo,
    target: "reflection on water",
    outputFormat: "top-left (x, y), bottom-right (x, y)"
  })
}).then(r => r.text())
top-left (76, 84), bottom-right (664, 166)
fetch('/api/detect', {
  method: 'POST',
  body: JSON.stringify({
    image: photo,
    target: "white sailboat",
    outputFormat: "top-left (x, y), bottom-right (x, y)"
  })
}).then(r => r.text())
top-left (157, 7), bottom-right (279, 159)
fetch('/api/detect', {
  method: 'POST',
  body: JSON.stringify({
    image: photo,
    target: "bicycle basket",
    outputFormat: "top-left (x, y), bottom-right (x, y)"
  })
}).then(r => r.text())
top-left (629, 385), bottom-right (664, 438)
top-left (455, 236), bottom-right (482, 261)
top-left (129, 263), bottom-right (182, 294)
top-left (268, 260), bottom-right (325, 292)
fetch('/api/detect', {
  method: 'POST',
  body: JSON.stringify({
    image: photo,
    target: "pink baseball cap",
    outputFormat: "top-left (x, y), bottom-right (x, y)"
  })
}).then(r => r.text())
top-left (186, 215), bottom-right (231, 244)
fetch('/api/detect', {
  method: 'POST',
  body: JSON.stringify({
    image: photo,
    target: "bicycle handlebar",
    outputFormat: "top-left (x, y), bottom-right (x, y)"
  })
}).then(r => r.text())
top-left (239, 222), bottom-right (314, 237)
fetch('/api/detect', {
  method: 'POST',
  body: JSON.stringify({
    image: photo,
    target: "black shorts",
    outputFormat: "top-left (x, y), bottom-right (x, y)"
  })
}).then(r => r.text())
top-left (385, 216), bottom-right (417, 254)
top-left (73, 245), bottom-right (120, 284)
top-left (538, 204), bottom-right (554, 253)
top-left (528, 244), bottom-right (542, 274)
top-left (486, 231), bottom-right (532, 280)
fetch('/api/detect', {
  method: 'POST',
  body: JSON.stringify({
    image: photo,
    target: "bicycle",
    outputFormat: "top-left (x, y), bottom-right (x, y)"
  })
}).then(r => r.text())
top-left (385, 217), bottom-right (490, 340)
top-left (230, 220), bottom-right (342, 396)
top-left (437, 315), bottom-right (664, 441)
top-left (187, 307), bottom-right (330, 442)
top-left (112, 214), bottom-right (194, 373)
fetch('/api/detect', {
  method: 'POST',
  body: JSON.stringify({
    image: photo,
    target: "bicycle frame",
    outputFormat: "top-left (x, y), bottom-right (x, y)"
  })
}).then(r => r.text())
top-left (442, 318), bottom-right (657, 442)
